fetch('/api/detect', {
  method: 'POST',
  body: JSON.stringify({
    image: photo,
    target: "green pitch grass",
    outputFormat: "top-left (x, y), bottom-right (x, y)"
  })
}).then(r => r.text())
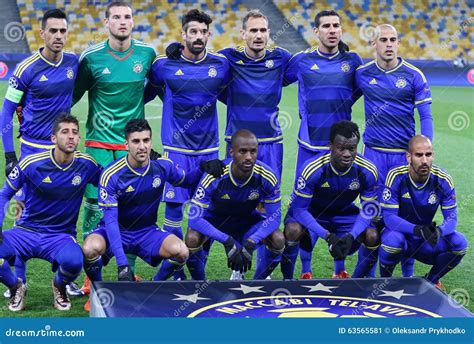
top-left (0, 82), bottom-right (472, 317)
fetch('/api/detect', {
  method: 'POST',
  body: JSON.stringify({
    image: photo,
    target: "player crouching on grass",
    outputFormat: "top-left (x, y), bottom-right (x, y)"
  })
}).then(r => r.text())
top-left (0, 115), bottom-right (101, 311)
top-left (379, 135), bottom-right (467, 288)
top-left (82, 119), bottom-right (225, 310)
top-left (183, 129), bottom-right (285, 280)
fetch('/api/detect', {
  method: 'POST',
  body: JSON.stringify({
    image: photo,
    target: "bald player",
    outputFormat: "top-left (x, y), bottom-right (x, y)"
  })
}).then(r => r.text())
top-left (355, 24), bottom-right (434, 277)
top-left (379, 135), bottom-right (467, 287)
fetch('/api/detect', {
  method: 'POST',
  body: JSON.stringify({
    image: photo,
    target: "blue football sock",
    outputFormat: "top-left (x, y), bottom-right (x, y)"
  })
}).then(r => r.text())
top-left (280, 240), bottom-right (299, 279)
top-left (0, 259), bottom-right (17, 289)
top-left (54, 242), bottom-right (83, 285)
top-left (13, 257), bottom-right (26, 283)
top-left (154, 258), bottom-right (185, 281)
top-left (186, 247), bottom-right (206, 280)
top-left (300, 248), bottom-right (313, 274)
top-left (253, 245), bottom-right (283, 279)
top-left (164, 203), bottom-right (186, 280)
top-left (84, 256), bottom-right (103, 282)
top-left (352, 245), bottom-right (379, 278)
top-left (426, 252), bottom-right (465, 284)
top-left (379, 263), bottom-right (396, 277)
top-left (401, 257), bottom-right (415, 277)
top-left (334, 260), bottom-right (346, 275)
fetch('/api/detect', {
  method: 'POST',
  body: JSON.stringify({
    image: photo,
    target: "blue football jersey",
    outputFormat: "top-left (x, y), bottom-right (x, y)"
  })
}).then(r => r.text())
top-left (284, 47), bottom-right (363, 150)
top-left (4, 150), bottom-right (100, 234)
top-left (149, 50), bottom-right (230, 154)
top-left (191, 159), bottom-right (280, 217)
top-left (219, 46), bottom-right (292, 143)
top-left (355, 58), bottom-right (432, 150)
top-left (5, 49), bottom-right (78, 146)
top-left (290, 153), bottom-right (378, 220)
top-left (98, 156), bottom-right (187, 230)
top-left (381, 165), bottom-right (456, 225)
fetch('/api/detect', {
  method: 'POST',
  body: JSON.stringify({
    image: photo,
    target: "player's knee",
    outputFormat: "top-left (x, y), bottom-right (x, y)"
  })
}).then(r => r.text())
top-left (185, 229), bottom-right (204, 249)
top-left (165, 236), bottom-right (188, 261)
top-left (284, 222), bottom-right (304, 241)
top-left (381, 229), bottom-right (405, 248)
top-left (82, 235), bottom-right (105, 259)
top-left (268, 230), bottom-right (285, 251)
top-left (448, 232), bottom-right (468, 253)
top-left (363, 228), bottom-right (380, 248)
top-left (61, 245), bottom-right (83, 274)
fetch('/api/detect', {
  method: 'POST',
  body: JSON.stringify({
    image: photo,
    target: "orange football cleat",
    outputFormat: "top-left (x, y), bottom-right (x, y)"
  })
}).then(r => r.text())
top-left (300, 272), bottom-right (313, 279)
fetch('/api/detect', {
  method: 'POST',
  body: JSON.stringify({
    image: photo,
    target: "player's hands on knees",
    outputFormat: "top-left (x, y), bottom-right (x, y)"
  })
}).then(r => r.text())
top-left (325, 233), bottom-right (345, 260)
top-left (166, 42), bottom-right (184, 60)
top-left (413, 222), bottom-right (440, 247)
top-left (340, 233), bottom-right (354, 257)
top-left (149, 149), bottom-right (162, 160)
top-left (117, 265), bottom-right (134, 281)
top-left (223, 237), bottom-right (244, 272)
top-left (4, 152), bottom-right (18, 177)
top-left (241, 239), bottom-right (256, 273)
top-left (200, 159), bottom-right (226, 178)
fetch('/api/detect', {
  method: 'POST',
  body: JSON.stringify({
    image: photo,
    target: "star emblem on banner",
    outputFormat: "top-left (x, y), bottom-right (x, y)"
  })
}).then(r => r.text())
top-left (229, 284), bottom-right (265, 295)
top-left (301, 283), bottom-right (338, 293)
top-left (172, 293), bottom-right (210, 303)
top-left (378, 289), bottom-right (414, 300)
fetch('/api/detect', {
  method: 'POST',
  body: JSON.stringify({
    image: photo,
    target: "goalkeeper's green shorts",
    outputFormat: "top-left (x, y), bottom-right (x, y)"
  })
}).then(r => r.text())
top-left (84, 146), bottom-right (128, 199)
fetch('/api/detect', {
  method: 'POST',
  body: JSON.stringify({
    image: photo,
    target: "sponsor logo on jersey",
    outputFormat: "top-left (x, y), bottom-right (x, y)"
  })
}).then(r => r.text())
top-left (102, 67), bottom-right (111, 74)
top-left (39, 75), bottom-right (48, 82)
top-left (175, 69), bottom-right (184, 76)
top-left (321, 182), bottom-right (330, 188)
top-left (221, 194), bottom-right (230, 199)
top-left (125, 185), bottom-right (135, 193)
top-left (42, 176), bottom-right (52, 183)
top-left (310, 64), bottom-right (319, 70)
top-left (369, 78), bottom-right (377, 85)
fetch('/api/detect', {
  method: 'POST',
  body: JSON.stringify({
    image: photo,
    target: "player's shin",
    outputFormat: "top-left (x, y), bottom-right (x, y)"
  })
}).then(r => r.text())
top-left (0, 259), bottom-right (17, 289)
top-left (154, 258), bottom-right (186, 281)
top-left (84, 256), bottom-right (103, 282)
top-left (280, 240), bottom-right (299, 279)
top-left (12, 257), bottom-right (26, 283)
top-left (426, 250), bottom-right (466, 284)
top-left (352, 244), bottom-right (379, 278)
top-left (253, 245), bottom-right (284, 280)
top-left (401, 257), bottom-right (415, 277)
top-left (186, 246), bottom-right (206, 280)
top-left (164, 203), bottom-right (186, 280)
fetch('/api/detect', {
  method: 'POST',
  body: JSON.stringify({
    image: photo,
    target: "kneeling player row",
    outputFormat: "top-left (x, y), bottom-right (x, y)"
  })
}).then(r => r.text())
top-left (0, 117), bottom-right (466, 312)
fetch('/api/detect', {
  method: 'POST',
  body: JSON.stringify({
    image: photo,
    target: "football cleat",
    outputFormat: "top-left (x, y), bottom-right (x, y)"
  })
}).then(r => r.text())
top-left (4, 282), bottom-right (28, 298)
top-left (133, 275), bottom-right (142, 282)
top-left (80, 277), bottom-right (91, 295)
top-left (84, 298), bottom-right (90, 312)
top-left (300, 272), bottom-right (313, 279)
top-left (230, 270), bottom-right (245, 280)
top-left (66, 282), bottom-right (85, 297)
top-left (8, 279), bottom-right (27, 312)
top-left (52, 280), bottom-right (71, 311)
top-left (332, 270), bottom-right (350, 279)
top-left (435, 281), bottom-right (447, 292)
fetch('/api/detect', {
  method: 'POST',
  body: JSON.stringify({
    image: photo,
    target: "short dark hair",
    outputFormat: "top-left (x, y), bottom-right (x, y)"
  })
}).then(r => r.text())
top-left (125, 119), bottom-right (152, 139)
top-left (52, 114), bottom-right (79, 135)
top-left (230, 129), bottom-right (257, 148)
top-left (105, 1), bottom-right (133, 19)
top-left (242, 9), bottom-right (268, 30)
top-left (314, 10), bottom-right (341, 28)
top-left (329, 120), bottom-right (360, 143)
top-left (41, 9), bottom-right (67, 30)
top-left (182, 9), bottom-right (212, 31)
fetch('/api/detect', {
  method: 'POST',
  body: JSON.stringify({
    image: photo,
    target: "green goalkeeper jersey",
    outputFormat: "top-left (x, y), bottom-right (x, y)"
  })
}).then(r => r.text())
top-left (73, 39), bottom-right (156, 149)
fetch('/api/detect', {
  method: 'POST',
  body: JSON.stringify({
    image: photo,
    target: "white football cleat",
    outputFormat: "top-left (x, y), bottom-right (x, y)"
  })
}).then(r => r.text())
top-left (230, 270), bottom-right (245, 280)
top-left (8, 279), bottom-right (27, 312)
top-left (52, 280), bottom-right (71, 311)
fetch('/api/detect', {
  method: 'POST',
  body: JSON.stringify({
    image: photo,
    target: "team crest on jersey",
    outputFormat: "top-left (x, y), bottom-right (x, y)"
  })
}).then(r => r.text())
top-left (297, 176), bottom-right (306, 190)
top-left (8, 166), bottom-right (19, 180)
top-left (152, 177), bottom-right (162, 188)
top-left (349, 179), bottom-right (360, 190)
top-left (166, 190), bottom-right (175, 199)
top-left (248, 190), bottom-right (260, 201)
top-left (195, 187), bottom-right (206, 200)
top-left (265, 60), bottom-right (274, 68)
top-left (395, 78), bottom-right (407, 88)
top-left (66, 67), bottom-right (74, 79)
top-left (100, 188), bottom-right (108, 200)
top-left (382, 188), bottom-right (391, 201)
top-left (208, 66), bottom-right (217, 78)
top-left (340, 62), bottom-right (350, 72)
top-left (8, 76), bottom-right (18, 89)
top-left (71, 174), bottom-right (82, 186)
top-left (428, 192), bottom-right (438, 205)
top-left (133, 62), bottom-right (143, 73)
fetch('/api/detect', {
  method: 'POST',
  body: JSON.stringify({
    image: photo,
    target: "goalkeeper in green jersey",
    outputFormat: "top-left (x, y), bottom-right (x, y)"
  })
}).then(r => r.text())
top-left (72, 1), bottom-right (156, 295)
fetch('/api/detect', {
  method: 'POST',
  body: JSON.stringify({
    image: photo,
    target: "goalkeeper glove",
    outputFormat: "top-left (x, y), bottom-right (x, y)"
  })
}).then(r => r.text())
top-left (117, 265), bottom-right (134, 281)
top-left (5, 152), bottom-right (18, 177)
top-left (223, 237), bottom-right (243, 272)
top-left (326, 233), bottom-right (345, 260)
top-left (241, 239), bottom-right (256, 273)
top-left (413, 222), bottom-right (440, 247)
top-left (166, 42), bottom-right (184, 60)
top-left (200, 159), bottom-right (226, 178)
top-left (150, 149), bottom-right (162, 160)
